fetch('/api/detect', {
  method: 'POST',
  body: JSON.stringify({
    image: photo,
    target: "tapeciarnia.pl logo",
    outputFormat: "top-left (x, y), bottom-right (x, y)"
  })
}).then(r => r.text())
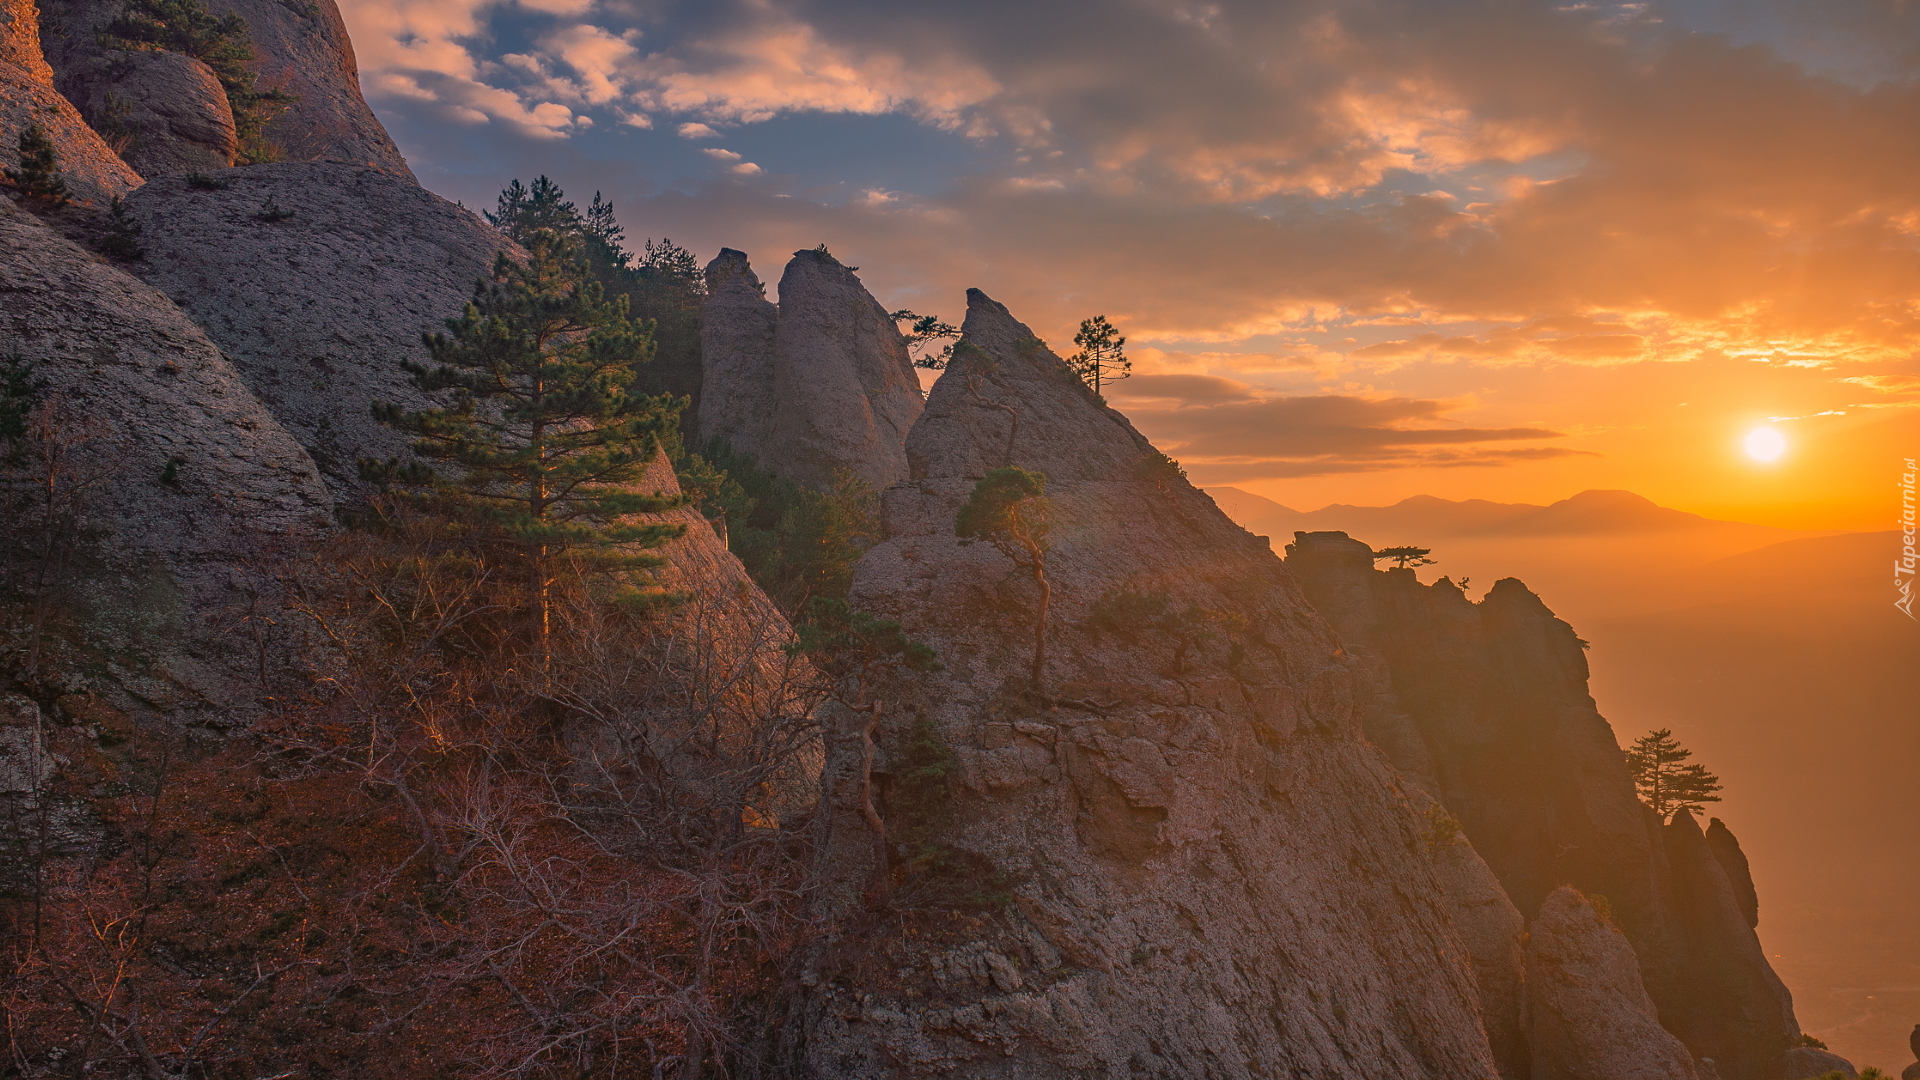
top-left (1899, 457), bottom-right (1917, 620)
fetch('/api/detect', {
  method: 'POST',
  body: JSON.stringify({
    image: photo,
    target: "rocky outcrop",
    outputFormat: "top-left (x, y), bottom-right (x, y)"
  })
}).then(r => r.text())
top-left (696, 247), bottom-right (922, 491)
top-left (1417, 787), bottom-right (1531, 1079)
top-left (805, 290), bottom-right (1499, 1078)
top-left (207, 0), bottom-right (412, 175)
top-left (697, 248), bottom-right (777, 460)
top-left (0, 0), bottom-right (138, 205)
top-left (37, 0), bottom-right (239, 176)
top-left (1782, 1046), bottom-right (1856, 1079)
top-left (1283, 530), bottom-right (1802, 1079)
top-left (120, 162), bottom-right (513, 498)
top-left (0, 199), bottom-right (331, 694)
top-left (1663, 811), bottom-right (1798, 1079)
top-left (1526, 887), bottom-right (1700, 1080)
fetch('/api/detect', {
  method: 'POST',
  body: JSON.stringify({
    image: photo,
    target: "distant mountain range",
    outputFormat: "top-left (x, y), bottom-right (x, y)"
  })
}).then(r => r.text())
top-left (1206, 487), bottom-right (1801, 545)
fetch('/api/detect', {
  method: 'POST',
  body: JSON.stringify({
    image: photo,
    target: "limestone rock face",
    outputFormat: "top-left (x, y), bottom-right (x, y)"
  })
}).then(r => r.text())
top-left (206, 0), bottom-right (412, 175)
top-left (1526, 886), bottom-right (1701, 1080)
top-left (696, 247), bottom-right (922, 490)
top-left (696, 248), bottom-right (777, 460)
top-left (37, 0), bottom-right (240, 177)
top-left (1782, 1046), bottom-right (1856, 1079)
top-left (121, 162), bottom-right (513, 498)
top-left (0, 200), bottom-right (331, 692)
top-left (1662, 811), bottom-right (1799, 1079)
top-left (0, 0), bottom-right (138, 206)
top-left (1415, 788), bottom-right (1530, 1079)
top-left (806, 290), bottom-right (1499, 1078)
top-left (77, 50), bottom-right (236, 175)
top-left (1283, 530), bottom-right (1804, 1079)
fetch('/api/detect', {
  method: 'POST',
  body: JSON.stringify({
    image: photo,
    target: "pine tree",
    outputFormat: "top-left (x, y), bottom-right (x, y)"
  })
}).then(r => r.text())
top-left (1624, 729), bottom-right (1724, 819)
top-left (1372, 545), bottom-right (1436, 569)
top-left (955, 467), bottom-right (1051, 689)
top-left (1069, 315), bottom-right (1129, 395)
top-left (365, 229), bottom-right (688, 662)
top-left (486, 176), bottom-right (581, 244)
top-left (5, 125), bottom-right (68, 205)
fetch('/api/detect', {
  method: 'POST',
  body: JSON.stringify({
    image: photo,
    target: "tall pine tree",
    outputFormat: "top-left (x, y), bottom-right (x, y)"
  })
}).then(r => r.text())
top-left (1069, 315), bottom-right (1129, 396)
top-left (366, 229), bottom-right (687, 662)
top-left (1624, 728), bottom-right (1723, 819)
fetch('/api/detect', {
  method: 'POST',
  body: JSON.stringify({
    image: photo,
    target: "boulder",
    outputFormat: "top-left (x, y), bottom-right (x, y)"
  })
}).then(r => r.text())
top-left (120, 162), bottom-right (514, 498)
top-left (206, 0), bottom-right (412, 174)
top-left (0, 199), bottom-right (331, 697)
top-left (696, 247), bottom-right (922, 491)
top-left (805, 288), bottom-right (1500, 1078)
top-left (1527, 886), bottom-right (1701, 1080)
top-left (1902, 1061), bottom-right (1920, 1080)
top-left (71, 49), bottom-right (236, 175)
top-left (1781, 1046), bottom-right (1856, 1079)
top-left (0, 0), bottom-right (139, 206)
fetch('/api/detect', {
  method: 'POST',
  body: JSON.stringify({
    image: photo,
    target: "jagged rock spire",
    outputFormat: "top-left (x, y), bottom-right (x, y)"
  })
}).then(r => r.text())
top-left (695, 247), bottom-right (923, 491)
top-left (809, 289), bottom-right (1502, 1078)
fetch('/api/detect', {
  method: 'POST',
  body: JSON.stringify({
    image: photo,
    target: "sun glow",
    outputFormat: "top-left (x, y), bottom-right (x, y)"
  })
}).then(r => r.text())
top-left (1743, 426), bottom-right (1787, 463)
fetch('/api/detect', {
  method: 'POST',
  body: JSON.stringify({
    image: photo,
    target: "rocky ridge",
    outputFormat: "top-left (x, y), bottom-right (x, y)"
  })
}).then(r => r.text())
top-left (698, 246), bottom-right (922, 491)
top-left (1283, 529), bottom-right (1803, 1080)
top-left (0, 0), bottom-right (138, 205)
top-left (805, 290), bottom-right (1501, 1078)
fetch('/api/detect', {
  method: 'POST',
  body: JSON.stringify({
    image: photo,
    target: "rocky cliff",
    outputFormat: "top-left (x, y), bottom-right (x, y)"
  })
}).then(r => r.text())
top-left (0, 0), bottom-right (138, 204)
top-left (1283, 529), bottom-right (1801, 1080)
top-left (119, 162), bottom-right (512, 498)
top-left (804, 290), bottom-right (1501, 1078)
top-left (698, 247), bottom-right (922, 491)
top-left (0, 198), bottom-right (331, 697)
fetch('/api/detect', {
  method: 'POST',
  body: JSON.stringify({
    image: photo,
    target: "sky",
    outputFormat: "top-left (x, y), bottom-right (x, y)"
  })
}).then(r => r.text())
top-left (334, 0), bottom-right (1920, 530)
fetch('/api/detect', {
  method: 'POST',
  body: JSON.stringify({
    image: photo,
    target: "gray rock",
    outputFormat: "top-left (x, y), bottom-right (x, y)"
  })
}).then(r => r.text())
top-left (1902, 1060), bottom-right (1920, 1080)
top-left (121, 162), bottom-right (514, 498)
top-left (207, 0), bottom-right (412, 175)
top-left (1707, 816), bottom-right (1760, 928)
top-left (0, 0), bottom-right (139, 206)
top-left (696, 247), bottom-right (922, 491)
top-left (0, 199), bottom-right (332, 696)
top-left (1527, 886), bottom-right (1701, 1080)
top-left (807, 289), bottom-right (1500, 1078)
top-left (37, 0), bottom-right (238, 177)
top-left (1782, 1046), bottom-right (1856, 1079)
top-left (769, 247), bottom-right (922, 490)
top-left (75, 49), bottom-right (236, 176)
top-left (696, 248), bottom-right (777, 460)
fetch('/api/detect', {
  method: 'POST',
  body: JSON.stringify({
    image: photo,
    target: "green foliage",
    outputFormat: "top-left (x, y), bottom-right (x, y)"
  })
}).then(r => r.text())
top-left (4, 125), bottom-right (68, 205)
top-left (184, 172), bottom-right (229, 190)
top-left (100, 0), bottom-right (294, 162)
top-left (886, 715), bottom-right (1010, 910)
top-left (256, 194), bottom-right (294, 222)
top-left (1586, 892), bottom-right (1615, 926)
top-left (955, 467), bottom-right (1048, 548)
top-left (489, 177), bottom-right (704, 402)
top-left (364, 228), bottom-right (688, 644)
top-left (677, 440), bottom-right (879, 614)
top-left (1421, 803), bottom-right (1464, 852)
top-left (1792, 1034), bottom-right (1829, 1050)
top-left (0, 357), bottom-right (45, 451)
top-left (889, 309), bottom-right (959, 370)
top-left (1624, 729), bottom-right (1723, 819)
top-left (790, 597), bottom-right (937, 705)
top-left (1068, 314), bottom-right (1129, 395)
top-left (1133, 450), bottom-right (1186, 487)
top-left (1372, 545), bottom-right (1436, 569)
top-left (100, 197), bottom-right (144, 260)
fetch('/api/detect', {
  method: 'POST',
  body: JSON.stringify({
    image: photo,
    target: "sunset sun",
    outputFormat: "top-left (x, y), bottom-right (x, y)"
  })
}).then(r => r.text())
top-left (1744, 426), bottom-right (1787, 463)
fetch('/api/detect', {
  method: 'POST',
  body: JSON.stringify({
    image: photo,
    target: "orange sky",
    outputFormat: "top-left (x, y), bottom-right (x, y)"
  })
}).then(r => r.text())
top-left (340, 0), bottom-right (1920, 532)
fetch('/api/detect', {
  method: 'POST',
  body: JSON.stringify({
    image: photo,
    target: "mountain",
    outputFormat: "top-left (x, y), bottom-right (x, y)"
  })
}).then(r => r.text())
top-left (1209, 486), bottom-right (1805, 544)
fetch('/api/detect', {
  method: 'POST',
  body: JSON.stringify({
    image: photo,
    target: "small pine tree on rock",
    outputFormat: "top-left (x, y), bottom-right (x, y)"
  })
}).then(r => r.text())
top-left (365, 228), bottom-right (688, 663)
top-left (1069, 315), bottom-right (1129, 395)
top-left (1624, 728), bottom-right (1723, 819)
top-left (5, 125), bottom-right (69, 205)
top-left (99, 196), bottom-right (144, 260)
top-left (956, 467), bottom-right (1051, 689)
top-left (1372, 545), bottom-right (1436, 569)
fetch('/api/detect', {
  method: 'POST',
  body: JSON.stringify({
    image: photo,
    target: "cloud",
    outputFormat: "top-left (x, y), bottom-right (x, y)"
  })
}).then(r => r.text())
top-left (1107, 373), bottom-right (1256, 402)
top-left (1112, 392), bottom-right (1580, 480)
top-left (677, 122), bottom-right (720, 138)
top-left (701, 147), bottom-right (742, 161)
